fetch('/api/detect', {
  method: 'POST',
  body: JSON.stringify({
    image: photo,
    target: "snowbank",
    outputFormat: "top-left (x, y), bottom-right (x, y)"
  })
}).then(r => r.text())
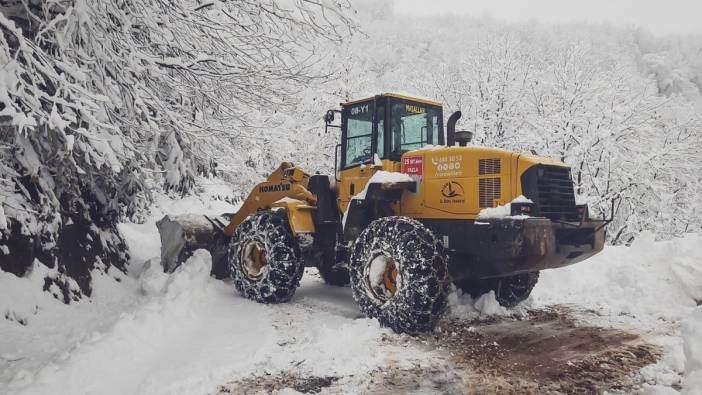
top-left (7, 251), bottom-right (219, 394)
top-left (0, 263), bottom-right (54, 327)
top-left (0, 263), bottom-right (138, 390)
top-left (117, 176), bottom-right (238, 273)
top-left (3, 257), bottom-right (399, 395)
top-left (533, 232), bottom-right (702, 323)
top-left (533, 232), bottom-right (702, 393)
top-left (683, 307), bottom-right (702, 394)
top-left (0, 179), bottom-right (239, 393)
top-left (0, 199), bottom-right (7, 231)
top-left (448, 289), bottom-right (513, 319)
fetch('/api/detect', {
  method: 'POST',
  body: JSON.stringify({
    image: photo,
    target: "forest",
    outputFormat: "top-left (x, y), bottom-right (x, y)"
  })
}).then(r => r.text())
top-left (2, 0), bottom-right (701, 297)
top-left (2, 1), bottom-right (702, 394)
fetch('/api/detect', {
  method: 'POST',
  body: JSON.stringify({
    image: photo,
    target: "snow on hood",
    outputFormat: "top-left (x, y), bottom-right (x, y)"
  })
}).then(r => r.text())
top-left (342, 171), bottom-right (414, 228)
top-left (351, 171), bottom-right (414, 201)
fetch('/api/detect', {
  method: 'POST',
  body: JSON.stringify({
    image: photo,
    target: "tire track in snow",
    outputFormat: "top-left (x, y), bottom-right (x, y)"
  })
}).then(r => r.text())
top-left (220, 306), bottom-right (662, 394)
top-left (218, 270), bottom-right (431, 393)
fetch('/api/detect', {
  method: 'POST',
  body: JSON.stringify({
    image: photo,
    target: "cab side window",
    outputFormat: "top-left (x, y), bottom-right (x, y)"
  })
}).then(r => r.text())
top-left (345, 104), bottom-right (373, 167)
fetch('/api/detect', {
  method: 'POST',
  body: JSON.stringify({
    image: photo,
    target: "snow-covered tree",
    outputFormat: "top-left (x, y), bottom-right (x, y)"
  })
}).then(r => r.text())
top-left (290, 10), bottom-right (702, 244)
top-left (0, 0), bottom-right (355, 298)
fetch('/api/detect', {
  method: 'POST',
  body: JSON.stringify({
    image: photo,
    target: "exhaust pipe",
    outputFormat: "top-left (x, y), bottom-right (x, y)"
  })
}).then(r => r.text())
top-left (446, 111), bottom-right (462, 146)
top-left (446, 111), bottom-right (473, 147)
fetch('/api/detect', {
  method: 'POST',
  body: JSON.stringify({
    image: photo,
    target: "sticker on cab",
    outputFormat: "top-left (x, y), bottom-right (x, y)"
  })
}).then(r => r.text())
top-left (402, 156), bottom-right (423, 178)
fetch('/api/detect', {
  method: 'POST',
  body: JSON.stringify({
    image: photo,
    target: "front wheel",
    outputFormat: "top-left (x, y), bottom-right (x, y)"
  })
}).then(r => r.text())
top-left (229, 210), bottom-right (304, 303)
top-left (349, 216), bottom-right (450, 334)
top-left (456, 272), bottom-right (539, 308)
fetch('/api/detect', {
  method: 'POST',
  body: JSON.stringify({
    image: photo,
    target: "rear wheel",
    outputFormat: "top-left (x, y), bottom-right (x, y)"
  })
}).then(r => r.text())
top-left (349, 216), bottom-right (450, 334)
top-left (317, 238), bottom-right (350, 286)
top-left (229, 211), bottom-right (304, 303)
top-left (318, 261), bottom-right (350, 286)
top-left (456, 272), bottom-right (539, 308)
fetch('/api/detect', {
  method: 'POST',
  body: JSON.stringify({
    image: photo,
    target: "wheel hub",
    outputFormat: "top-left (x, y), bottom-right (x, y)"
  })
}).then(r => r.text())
top-left (241, 241), bottom-right (267, 280)
top-left (367, 253), bottom-right (400, 302)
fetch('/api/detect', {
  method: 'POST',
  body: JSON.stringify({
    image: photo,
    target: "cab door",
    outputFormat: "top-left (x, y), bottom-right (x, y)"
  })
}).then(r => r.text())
top-left (337, 99), bottom-right (385, 213)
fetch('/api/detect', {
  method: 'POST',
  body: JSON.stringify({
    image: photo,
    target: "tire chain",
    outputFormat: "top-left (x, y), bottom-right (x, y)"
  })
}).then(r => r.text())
top-left (349, 216), bottom-right (451, 334)
top-left (229, 210), bottom-right (304, 303)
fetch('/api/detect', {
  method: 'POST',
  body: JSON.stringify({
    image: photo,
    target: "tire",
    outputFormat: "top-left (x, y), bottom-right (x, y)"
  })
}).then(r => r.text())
top-left (349, 216), bottom-right (450, 334)
top-left (456, 272), bottom-right (539, 308)
top-left (229, 210), bottom-right (304, 303)
top-left (318, 261), bottom-right (350, 286)
top-left (317, 238), bottom-right (350, 286)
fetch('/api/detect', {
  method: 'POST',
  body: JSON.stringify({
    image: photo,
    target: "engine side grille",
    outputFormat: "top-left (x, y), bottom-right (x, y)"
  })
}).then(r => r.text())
top-left (479, 158), bottom-right (501, 175)
top-left (479, 177), bottom-right (501, 208)
top-left (521, 165), bottom-right (579, 221)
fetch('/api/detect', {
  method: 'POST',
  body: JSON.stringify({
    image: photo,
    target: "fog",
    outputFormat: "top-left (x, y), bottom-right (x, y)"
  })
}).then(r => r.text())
top-left (396, 0), bottom-right (702, 36)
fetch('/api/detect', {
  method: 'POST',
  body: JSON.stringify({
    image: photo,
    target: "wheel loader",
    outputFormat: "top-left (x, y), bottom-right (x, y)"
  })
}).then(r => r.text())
top-left (157, 93), bottom-right (606, 334)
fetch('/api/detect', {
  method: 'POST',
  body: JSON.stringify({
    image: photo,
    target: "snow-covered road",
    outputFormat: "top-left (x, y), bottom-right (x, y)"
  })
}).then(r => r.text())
top-left (0, 182), bottom-right (423, 394)
top-left (1, 181), bottom-right (701, 394)
top-left (8, 253), bottom-right (400, 394)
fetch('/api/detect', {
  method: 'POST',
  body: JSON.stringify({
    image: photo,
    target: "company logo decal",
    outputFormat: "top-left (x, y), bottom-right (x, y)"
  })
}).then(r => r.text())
top-left (259, 183), bottom-right (291, 193)
top-left (440, 181), bottom-right (465, 204)
top-left (441, 181), bottom-right (463, 198)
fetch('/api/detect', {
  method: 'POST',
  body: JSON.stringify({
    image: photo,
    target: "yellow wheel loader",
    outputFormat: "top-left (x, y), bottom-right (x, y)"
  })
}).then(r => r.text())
top-left (157, 93), bottom-right (607, 334)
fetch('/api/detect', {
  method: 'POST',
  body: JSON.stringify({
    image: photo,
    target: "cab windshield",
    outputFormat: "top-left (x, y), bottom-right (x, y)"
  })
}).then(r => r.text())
top-left (389, 102), bottom-right (442, 156)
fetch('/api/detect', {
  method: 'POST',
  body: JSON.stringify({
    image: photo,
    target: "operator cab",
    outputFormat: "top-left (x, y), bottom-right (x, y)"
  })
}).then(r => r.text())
top-left (328, 93), bottom-right (444, 211)
top-left (339, 93), bottom-right (444, 168)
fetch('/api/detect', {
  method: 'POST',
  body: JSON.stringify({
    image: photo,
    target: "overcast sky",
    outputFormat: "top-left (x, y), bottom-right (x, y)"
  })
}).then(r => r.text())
top-left (394, 0), bottom-right (702, 36)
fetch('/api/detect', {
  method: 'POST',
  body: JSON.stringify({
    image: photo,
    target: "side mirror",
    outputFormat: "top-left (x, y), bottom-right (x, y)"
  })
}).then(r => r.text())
top-left (324, 109), bottom-right (336, 125)
top-left (323, 109), bottom-right (341, 134)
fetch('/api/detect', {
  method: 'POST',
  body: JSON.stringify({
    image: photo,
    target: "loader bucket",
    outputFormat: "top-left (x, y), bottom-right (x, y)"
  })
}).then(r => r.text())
top-left (156, 214), bottom-right (231, 278)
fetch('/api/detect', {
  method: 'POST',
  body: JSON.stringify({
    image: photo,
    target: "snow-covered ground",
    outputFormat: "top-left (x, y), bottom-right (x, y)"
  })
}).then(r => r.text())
top-left (1, 179), bottom-right (701, 394)
top-left (534, 232), bottom-right (702, 394)
top-left (0, 179), bottom-right (423, 395)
